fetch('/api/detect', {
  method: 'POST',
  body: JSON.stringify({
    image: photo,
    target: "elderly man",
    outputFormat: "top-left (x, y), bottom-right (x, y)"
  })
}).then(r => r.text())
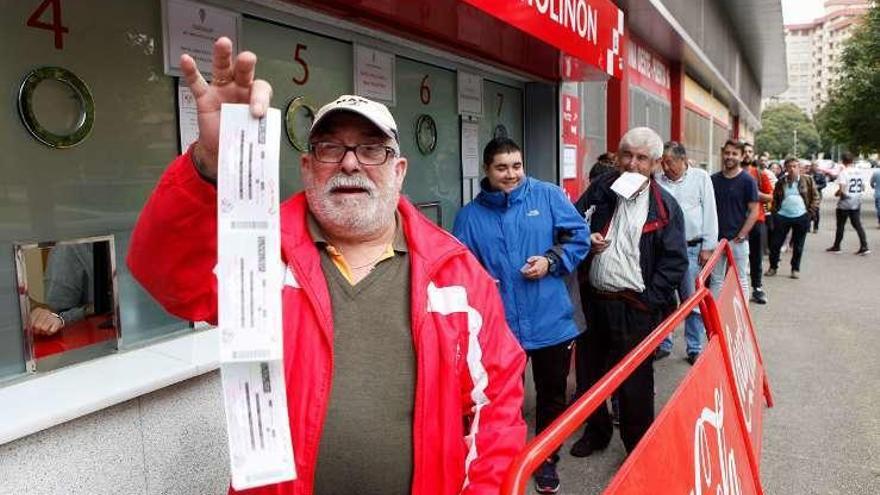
top-left (454, 137), bottom-right (590, 494)
top-left (654, 141), bottom-right (718, 365)
top-left (570, 127), bottom-right (687, 457)
top-left (127, 38), bottom-right (526, 495)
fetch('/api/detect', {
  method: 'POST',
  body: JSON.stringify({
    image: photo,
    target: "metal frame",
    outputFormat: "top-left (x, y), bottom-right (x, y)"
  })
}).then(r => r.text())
top-left (13, 235), bottom-right (121, 374)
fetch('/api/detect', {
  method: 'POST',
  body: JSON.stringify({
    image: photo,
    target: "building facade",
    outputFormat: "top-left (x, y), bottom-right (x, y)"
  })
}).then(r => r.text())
top-left (0, 1), bottom-right (786, 493)
top-left (774, 0), bottom-right (870, 115)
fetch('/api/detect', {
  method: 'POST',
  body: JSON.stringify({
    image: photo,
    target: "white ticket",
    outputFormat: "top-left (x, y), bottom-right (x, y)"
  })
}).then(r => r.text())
top-left (221, 361), bottom-right (296, 489)
top-left (217, 103), bottom-right (283, 363)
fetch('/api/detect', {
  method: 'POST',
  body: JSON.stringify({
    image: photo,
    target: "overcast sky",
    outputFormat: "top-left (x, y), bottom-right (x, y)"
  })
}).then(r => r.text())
top-left (782, 0), bottom-right (825, 24)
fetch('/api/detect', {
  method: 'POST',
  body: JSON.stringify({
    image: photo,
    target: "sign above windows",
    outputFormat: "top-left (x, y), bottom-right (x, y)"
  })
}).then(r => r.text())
top-left (461, 0), bottom-right (625, 78)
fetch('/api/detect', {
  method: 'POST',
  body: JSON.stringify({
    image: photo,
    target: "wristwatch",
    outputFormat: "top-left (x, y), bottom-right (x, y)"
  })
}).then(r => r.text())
top-left (544, 253), bottom-right (558, 274)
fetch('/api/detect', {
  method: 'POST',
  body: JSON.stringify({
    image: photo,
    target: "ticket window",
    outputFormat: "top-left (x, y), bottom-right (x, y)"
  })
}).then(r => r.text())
top-left (242, 18), bottom-right (354, 198)
top-left (394, 58), bottom-right (461, 231)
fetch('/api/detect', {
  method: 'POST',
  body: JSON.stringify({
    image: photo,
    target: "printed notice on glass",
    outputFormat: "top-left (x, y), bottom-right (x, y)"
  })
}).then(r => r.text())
top-left (354, 44), bottom-right (395, 106)
top-left (563, 145), bottom-right (578, 179)
top-left (177, 81), bottom-right (199, 153)
top-left (461, 120), bottom-right (480, 178)
top-left (222, 361), bottom-right (296, 489)
top-left (162, 0), bottom-right (241, 77)
top-left (458, 71), bottom-right (483, 117)
top-left (217, 104), bottom-right (283, 363)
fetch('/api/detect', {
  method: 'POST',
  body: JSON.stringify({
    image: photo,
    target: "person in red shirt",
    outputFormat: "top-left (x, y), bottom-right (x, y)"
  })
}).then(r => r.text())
top-left (742, 142), bottom-right (773, 304)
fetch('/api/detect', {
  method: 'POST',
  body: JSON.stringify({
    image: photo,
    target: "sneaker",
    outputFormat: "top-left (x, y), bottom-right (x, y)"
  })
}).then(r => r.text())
top-left (654, 348), bottom-right (671, 361)
top-left (812, 228), bottom-right (819, 233)
top-left (534, 460), bottom-right (560, 494)
top-left (826, 246), bottom-right (841, 253)
top-left (790, 270), bottom-right (800, 279)
top-left (751, 288), bottom-right (768, 305)
top-left (764, 268), bottom-right (777, 277)
top-left (569, 434), bottom-right (609, 458)
top-left (686, 352), bottom-right (700, 365)
top-left (856, 248), bottom-right (872, 256)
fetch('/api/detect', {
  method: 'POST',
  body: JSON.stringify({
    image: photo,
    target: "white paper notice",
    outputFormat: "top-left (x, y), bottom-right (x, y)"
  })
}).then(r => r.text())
top-left (354, 45), bottom-right (395, 105)
top-left (163, 0), bottom-right (241, 77)
top-left (461, 120), bottom-right (480, 178)
top-left (177, 82), bottom-right (199, 153)
top-left (217, 104), bottom-right (283, 363)
top-left (222, 361), bottom-right (296, 490)
top-left (611, 172), bottom-right (649, 199)
top-left (458, 71), bottom-right (483, 116)
top-left (563, 145), bottom-right (578, 179)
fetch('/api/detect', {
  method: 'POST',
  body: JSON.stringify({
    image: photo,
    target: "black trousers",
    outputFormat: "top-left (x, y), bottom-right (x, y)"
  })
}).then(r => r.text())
top-left (748, 221), bottom-right (766, 290)
top-left (578, 299), bottom-right (656, 453)
top-left (812, 205), bottom-right (821, 231)
top-left (769, 213), bottom-right (810, 271)
top-left (833, 208), bottom-right (868, 250)
top-left (527, 338), bottom-right (574, 460)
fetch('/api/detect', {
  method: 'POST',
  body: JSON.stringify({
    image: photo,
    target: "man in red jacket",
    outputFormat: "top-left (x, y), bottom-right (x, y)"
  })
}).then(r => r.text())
top-left (127, 37), bottom-right (526, 495)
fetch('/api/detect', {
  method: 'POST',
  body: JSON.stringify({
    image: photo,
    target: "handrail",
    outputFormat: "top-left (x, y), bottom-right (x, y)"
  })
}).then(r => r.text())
top-left (695, 238), bottom-right (733, 292)
top-left (500, 285), bottom-right (712, 495)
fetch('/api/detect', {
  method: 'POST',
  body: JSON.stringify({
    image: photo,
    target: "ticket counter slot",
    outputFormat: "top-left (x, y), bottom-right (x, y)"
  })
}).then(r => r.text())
top-left (14, 236), bottom-right (120, 373)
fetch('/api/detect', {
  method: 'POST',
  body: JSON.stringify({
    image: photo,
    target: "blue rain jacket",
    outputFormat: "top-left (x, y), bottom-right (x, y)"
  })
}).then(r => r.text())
top-left (454, 177), bottom-right (590, 350)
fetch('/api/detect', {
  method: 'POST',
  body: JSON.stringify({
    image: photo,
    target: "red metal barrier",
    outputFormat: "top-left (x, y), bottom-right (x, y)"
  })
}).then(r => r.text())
top-left (501, 239), bottom-right (773, 495)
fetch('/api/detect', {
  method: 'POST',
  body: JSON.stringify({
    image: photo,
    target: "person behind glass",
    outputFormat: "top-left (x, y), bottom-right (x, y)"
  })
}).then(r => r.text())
top-left (653, 141), bottom-right (718, 365)
top-left (809, 161), bottom-right (828, 233)
top-left (570, 127), bottom-right (687, 459)
top-left (765, 158), bottom-right (820, 279)
top-left (710, 140), bottom-right (760, 300)
top-left (741, 142), bottom-right (772, 305)
top-left (453, 137), bottom-right (590, 495)
top-left (28, 243), bottom-right (95, 336)
top-left (826, 152), bottom-right (871, 255)
top-left (128, 37), bottom-right (527, 495)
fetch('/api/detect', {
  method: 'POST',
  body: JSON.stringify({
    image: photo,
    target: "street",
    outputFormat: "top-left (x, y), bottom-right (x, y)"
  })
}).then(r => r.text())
top-left (534, 195), bottom-right (880, 494)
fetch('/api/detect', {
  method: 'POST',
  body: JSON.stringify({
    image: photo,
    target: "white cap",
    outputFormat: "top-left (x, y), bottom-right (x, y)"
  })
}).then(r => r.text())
top-left (310, 95), bottom-right (399, 145)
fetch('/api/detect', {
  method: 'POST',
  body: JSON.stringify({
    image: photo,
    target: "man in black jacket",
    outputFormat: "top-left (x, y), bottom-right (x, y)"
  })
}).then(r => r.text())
top-left (570, 127), bottom-right (688, 458)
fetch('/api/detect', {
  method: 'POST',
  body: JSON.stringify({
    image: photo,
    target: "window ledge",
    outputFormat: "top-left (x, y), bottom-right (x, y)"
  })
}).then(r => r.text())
top-left (0, 327), bottom-right (219, 446)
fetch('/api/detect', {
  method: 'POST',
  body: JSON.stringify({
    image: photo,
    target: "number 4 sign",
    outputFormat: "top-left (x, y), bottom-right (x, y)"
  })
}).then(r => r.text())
top-left (26, 0), bottom-right (69, 50)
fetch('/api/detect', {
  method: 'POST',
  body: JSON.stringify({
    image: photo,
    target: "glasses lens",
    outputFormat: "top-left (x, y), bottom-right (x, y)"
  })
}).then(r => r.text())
top-left (313, 143), bottom-right (345, 163)
top-left (356, 144), bottom-right (389, 165)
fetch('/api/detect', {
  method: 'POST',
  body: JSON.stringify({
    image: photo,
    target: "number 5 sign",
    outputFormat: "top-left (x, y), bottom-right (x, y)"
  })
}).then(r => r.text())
top-left (161, 0), bottom-right (241, 77)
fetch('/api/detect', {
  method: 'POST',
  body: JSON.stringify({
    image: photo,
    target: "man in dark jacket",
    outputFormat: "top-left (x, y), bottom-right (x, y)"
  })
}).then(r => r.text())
top-left (570, 127), bottom-right (688, 458)
top-left (809, 161), bottom-right (828, 232)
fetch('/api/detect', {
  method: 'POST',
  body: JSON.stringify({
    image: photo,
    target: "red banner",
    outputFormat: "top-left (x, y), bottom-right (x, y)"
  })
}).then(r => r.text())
top-left (460, 0), bottom-right (625, 79)
top-left (561, 93), bottom-right (585, 199)
top-left (713, 258), bottom-right (770, 460)
top-left (603, 339), bottom-right (759, 495)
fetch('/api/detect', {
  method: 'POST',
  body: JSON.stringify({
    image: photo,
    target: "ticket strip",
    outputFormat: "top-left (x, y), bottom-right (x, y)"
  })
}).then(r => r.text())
top-left (216, 104), bottom-right (296, 490)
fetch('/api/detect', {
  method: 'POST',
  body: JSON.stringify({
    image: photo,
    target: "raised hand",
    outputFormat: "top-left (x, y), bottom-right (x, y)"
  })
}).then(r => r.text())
top-left (180, 36), bottom-right (273, 179)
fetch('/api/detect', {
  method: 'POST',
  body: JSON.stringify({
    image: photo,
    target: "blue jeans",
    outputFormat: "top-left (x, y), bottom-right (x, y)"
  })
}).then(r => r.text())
top-left (710, 240), bottom-right (749, 304)
top-left (660, 245), bottom-right (705, 355)
top-left (875, 196), bottom-right (880, 224)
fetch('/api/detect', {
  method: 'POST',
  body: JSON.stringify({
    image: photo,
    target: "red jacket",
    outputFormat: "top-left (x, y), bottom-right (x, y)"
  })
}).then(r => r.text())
top-left (127, 152), bottom-right (527, 495)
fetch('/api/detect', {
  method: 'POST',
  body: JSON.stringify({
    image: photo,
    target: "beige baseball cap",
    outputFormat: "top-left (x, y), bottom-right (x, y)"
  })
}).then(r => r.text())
top-left (310, 95), bottom-right (399, 145)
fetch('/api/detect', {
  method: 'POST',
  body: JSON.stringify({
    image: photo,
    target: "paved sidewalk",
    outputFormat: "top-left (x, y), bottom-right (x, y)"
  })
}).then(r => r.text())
top-left (522, 195), bottom-right (880, 494)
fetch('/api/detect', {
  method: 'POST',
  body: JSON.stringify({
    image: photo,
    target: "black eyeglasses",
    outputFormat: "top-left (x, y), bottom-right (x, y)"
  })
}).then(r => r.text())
top-left (309, 142), bottom-right (397, 166)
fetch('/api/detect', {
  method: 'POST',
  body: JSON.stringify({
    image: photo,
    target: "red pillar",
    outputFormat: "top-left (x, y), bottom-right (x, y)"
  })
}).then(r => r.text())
top-left (732, 115), bottom-right (741, 141)
top-left (606, 57), bottom-right (629, 152)
top-left (670, 61), bottom-right (685, 142)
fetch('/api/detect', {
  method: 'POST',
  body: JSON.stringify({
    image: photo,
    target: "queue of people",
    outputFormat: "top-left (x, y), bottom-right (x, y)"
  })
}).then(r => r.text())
top-left (126, 39), bottom-right (874, 495)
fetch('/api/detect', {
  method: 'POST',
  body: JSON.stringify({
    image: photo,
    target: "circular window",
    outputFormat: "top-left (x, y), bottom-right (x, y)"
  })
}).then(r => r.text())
top-left (18, 67), bottom-right (95, 149)
top-left (415, 114), bottom-right (437, 155)
top-left (285, 96), bottom-right (316, 152)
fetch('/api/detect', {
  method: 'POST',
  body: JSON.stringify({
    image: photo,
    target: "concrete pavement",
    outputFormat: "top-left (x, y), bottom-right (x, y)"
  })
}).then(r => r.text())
top-left (523, 195), bottom-right (880, 494)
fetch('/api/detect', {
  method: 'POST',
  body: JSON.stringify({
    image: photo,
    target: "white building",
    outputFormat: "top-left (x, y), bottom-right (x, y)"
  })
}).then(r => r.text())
top-left (771, 0), bottom-right (871, 115)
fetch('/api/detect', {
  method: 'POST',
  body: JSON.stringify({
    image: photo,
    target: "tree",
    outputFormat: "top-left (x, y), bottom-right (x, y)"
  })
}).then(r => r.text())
top-left (813, 3), bottom-right (880, 154)
top-left (755, 102), bottom-right (820, 158)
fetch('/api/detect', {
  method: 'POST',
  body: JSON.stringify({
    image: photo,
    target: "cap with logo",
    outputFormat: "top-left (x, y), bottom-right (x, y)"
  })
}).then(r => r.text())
top-left (309, 95), bottom-right (399, 145)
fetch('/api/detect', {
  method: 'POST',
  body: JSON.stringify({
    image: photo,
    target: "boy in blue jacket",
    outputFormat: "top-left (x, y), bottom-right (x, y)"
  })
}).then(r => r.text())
top-left (454, 137), bottom-right (590, 494)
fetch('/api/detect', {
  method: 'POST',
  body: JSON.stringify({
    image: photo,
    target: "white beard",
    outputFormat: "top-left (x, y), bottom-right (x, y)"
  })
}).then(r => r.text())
top-left (304, 169), bottom-right (399, 241)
